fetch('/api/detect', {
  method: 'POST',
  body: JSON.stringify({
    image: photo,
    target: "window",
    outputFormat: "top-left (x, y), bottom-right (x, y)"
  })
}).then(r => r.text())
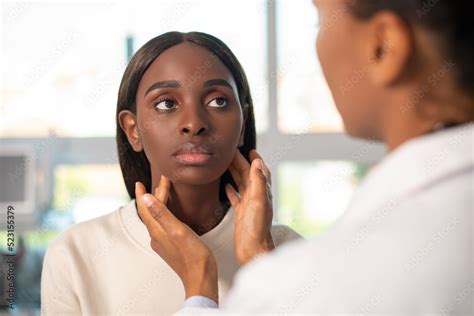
top-left (53, 164), bottom-right (129, 223)
top-left (278, 161), bottom-right (371, 237)
top-left (1, 1), bottom-right (268, 137)
top-left (277, 0), bottom-right (343, 133)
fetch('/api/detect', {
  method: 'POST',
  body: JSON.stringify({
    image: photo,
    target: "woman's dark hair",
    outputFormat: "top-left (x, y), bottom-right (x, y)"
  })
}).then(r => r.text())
top-left (347, 0), bottom-right (474, 95)
top-left (116, 31), bottom-right (256, 203)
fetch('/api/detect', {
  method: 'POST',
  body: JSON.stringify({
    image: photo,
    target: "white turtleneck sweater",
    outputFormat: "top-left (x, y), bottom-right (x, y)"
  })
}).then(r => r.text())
top-left (40, 200), bottom-right (301, 315)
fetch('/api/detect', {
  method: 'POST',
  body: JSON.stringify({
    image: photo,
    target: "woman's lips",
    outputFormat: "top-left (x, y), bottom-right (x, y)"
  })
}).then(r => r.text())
top-left (173, 153), bottom-right (213, 165)
top-left (172, 143), bottom-right (214, 166)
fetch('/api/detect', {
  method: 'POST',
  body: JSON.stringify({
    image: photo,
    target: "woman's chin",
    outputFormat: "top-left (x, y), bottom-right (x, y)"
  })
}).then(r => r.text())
top-left (166, 167), bottom-right (224, 186)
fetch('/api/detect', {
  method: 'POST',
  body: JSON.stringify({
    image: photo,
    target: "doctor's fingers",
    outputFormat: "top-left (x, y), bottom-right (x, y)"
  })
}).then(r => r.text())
top-left (248, 159), bottom-right (273, 203)
top-left (228, 163), bottom-right (244, 190)
top-left (230, 150), bottom-right (253, 181)
top-left (225, 183), bottom-right (241, 209)
top-left (154, 175), bottom-right (170, 204)
top-left (135, 182), bottom-right (166, 238)
top-left (140, 193), bottom-right (194, 240)
top-left (249, 150), bottom-right (271, 185)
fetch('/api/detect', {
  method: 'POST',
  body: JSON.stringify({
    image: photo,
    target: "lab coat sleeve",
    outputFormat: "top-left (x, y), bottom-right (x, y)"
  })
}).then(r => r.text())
top-left (176, 251), bottom-right (285, 315)
top-left (183, 296), bottom-right (218, 308)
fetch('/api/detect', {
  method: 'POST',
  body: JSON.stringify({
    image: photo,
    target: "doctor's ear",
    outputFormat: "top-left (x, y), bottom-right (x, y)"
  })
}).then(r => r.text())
top-left (238, 104), bottom-right (249, 148)
top-left (367, 11), bottom-right (413, 87)
top-left (118, 110), bottom-right (144, 152)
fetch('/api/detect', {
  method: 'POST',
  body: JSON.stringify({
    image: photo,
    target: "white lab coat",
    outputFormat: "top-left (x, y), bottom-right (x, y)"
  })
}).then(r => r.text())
top-left (180, 123), bottom-right (473, 315)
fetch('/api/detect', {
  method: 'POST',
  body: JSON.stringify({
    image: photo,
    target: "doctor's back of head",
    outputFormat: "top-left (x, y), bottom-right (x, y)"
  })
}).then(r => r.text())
top-left (313, 0), bottom-right (473, 149)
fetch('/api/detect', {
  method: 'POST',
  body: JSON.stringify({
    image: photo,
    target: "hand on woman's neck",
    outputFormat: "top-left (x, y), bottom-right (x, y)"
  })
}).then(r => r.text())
top-left (151, 176), bottom-right (228, 235)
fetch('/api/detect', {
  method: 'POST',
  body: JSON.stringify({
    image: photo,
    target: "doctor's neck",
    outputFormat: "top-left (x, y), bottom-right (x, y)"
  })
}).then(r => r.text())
top-left (377, 82), bottom-right (473, 152)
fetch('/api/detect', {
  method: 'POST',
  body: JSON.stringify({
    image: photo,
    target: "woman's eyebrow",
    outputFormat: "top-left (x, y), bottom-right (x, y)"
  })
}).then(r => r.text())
top-left (203, 79), bottom-right (233, 89)
top-left (144, 79), bottom-right (233, 97)
top-left (144, 80), bottom-right (181, 97)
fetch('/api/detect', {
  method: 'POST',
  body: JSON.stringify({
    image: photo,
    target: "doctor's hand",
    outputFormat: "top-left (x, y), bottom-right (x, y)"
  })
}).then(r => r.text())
top-left (226, 149), bottom-right (275, 266)
top-left (135, 177), bottom-right (219, 304)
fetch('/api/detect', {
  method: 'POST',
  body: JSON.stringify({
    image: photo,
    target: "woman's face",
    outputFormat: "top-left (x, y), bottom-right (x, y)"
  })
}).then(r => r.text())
top-left (134, 42), bottom-right (246, 185)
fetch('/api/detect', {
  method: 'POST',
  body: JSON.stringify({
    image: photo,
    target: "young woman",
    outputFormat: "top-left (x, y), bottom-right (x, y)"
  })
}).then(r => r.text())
top-left (138, 0), bottom-right (474, 314)
top-left (40, 32), bottom-right (300, 315)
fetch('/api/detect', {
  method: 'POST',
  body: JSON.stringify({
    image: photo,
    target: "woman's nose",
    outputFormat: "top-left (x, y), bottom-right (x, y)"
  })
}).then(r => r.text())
top-left (179, 109), bottom-right (209, 136)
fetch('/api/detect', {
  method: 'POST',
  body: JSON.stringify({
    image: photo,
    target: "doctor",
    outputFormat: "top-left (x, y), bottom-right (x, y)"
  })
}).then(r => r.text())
top-left (137, 0), bottom-right (474, 313)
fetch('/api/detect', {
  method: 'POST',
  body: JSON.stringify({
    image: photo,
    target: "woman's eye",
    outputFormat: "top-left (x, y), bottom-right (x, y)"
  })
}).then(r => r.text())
top-left (207, 97), bottom-right (228, 108)
top-left (155, 99), bottom-right (177, 111)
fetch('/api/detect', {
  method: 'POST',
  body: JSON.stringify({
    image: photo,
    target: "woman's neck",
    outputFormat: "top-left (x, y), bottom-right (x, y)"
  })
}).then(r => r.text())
top-left (150, 176), bottom-right (227, 235)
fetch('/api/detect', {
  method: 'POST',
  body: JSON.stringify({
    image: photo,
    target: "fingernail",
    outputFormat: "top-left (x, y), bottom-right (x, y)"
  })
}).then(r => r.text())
top-left (142, 194), bottom-right (154, 208)
top-left (255, 159), bottom-right (263, 170)
top-left (135, 182), bottom-right (138, 190)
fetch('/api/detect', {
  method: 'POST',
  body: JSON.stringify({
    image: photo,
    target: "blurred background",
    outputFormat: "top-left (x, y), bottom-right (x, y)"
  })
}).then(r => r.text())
top-left (0, 0), bottom-right (384, 314)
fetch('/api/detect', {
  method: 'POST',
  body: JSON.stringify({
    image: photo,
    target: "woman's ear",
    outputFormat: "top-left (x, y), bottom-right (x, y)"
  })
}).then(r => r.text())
top-left (118, 110), bottom-right (143, 152)
top-left (367, 11), bottom-right (413, 87)
top-left (238, 104), bottom-right (249, 148)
